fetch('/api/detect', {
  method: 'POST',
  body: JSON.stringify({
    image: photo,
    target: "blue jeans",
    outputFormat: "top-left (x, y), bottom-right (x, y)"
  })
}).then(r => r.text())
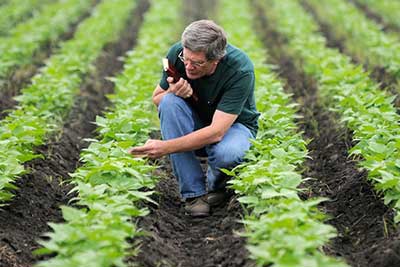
top-left (158, 93), bottom-right (254, 199)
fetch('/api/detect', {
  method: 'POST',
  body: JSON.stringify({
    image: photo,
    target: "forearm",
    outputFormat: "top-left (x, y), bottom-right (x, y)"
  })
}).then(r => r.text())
top-left (152, 89), bottom-right (170, 107)
top-left (165, 126), bottom-right (223, 154)
top-left (129, 110), bottom-right (237, 159)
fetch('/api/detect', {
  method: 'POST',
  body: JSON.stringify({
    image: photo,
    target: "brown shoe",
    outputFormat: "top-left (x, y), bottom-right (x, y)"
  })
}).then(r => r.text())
top-left (184, 195), bottom-right (210, 217)
top-left (207, 189), bottom-right (230, 206)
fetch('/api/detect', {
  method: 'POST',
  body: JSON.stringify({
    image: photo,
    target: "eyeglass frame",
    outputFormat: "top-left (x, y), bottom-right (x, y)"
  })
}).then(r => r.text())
top-left (178, 50), bottom-right (209, 68)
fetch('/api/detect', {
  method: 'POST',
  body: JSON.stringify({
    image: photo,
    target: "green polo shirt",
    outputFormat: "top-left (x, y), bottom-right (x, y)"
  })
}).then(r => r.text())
top-left (159, 42), bottom-right (260, 137)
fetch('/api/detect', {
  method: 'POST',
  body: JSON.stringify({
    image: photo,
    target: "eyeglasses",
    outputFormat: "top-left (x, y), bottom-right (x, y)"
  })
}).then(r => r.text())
top-left (178, 51), bottom-right (208, 67)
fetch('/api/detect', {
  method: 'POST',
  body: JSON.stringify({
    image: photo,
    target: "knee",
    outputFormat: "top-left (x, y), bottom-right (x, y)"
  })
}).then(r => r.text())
top-left (158, 93), bottom-right (185, 114)
top-left (210, 144), bottom-right (248, 169)
top-left (158, 93), bottom-right (195, 130)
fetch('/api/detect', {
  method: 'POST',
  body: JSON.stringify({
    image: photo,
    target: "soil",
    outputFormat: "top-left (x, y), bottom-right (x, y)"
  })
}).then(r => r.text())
top-left (0, 1), bottom-right (148, 266)
top-left (182, 0), bottom-right (217, 25)
top-left (252, 0), bottom-right (400, 266)
top-left (0, 0), bottom-right (100, 120)
top-left (130, 155), bottom-right (254, 267)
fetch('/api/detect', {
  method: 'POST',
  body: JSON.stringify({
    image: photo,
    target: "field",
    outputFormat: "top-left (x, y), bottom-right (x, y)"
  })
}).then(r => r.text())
top-left (0, 0), bottom-right (400, 267)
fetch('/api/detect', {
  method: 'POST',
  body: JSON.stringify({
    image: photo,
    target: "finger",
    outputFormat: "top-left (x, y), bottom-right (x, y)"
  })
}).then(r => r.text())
top-left (181, 91), bottom-right (191, 98)
top-left (184, 81), bottom-right (193, 96)
top-left (167, 77), bottom-right (183, 94)
top-left (170, 79), bottom-right (184, 94)
top-left (186, 87), bottom-right (193, 97)
top-left (168, 82), bottom-right (179, 94)
top-left (175, 80), bottom-right (189, 96)
top-left (132, 153), bottom-right (148, 158)
top-left (182, 87), bottom-right (193, 98)
top-left (144, 139), bottom-right (156, 144)
top-left (175, 78), bottom-right (185, 89)
top-left (128, 146), bottom-right (148, 154)
top-left (148, 152), bottom-right (161, 159)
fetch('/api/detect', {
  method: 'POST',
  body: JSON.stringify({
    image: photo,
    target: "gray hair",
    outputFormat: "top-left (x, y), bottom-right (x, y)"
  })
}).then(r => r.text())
top-left (181, 20), bottom-right (227, 61)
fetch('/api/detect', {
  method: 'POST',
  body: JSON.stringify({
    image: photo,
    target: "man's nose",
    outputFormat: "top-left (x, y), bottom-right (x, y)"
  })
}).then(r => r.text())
top-left (185, 61), bottom-right (195, 70)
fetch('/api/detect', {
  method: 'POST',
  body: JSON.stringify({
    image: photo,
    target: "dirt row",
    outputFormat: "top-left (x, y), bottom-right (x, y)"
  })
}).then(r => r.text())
top-left (130, 155), bottom-right (252, 267)
top-left (0, 0), bottom-right (100, 120)
top-left (252, 0), bottom-right (400, 266)
top-left (0, 1), bottom-right (148, 266)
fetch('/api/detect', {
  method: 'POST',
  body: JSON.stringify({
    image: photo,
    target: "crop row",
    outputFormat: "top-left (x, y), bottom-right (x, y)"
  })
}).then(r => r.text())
top-left (304, 0), bottom-right (400, 80)
top-left (261, 0), bottom-right (400, 222)
top-left (0, 0), bottom-right (95, 81)
top-left (216, 0), bottom-right (347, 266)
top-left (35, 0), bottom-right (181, 266)
top-left (0, 0), bottom-right (52, 36)
top-left (0, 0), bottom-right (137, 204)
top-left (355, 0), bottom-right (400, 29)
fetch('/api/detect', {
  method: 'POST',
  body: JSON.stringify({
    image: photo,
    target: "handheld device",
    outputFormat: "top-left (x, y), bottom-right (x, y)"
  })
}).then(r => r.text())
top-left (163, 58), bottom-right (180, 82)
top-left (162, 58), bottom-right (199, 102)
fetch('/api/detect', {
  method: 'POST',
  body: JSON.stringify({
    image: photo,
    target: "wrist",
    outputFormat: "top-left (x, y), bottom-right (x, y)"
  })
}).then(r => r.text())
top-left (163, 139), bottom-right (175, 154)
top-left (153, 91), bottom-right (168, 106)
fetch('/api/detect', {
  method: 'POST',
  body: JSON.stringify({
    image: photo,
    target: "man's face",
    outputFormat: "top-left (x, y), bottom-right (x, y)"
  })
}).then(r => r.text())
top-left (180, 48), bottom-right (218, 80)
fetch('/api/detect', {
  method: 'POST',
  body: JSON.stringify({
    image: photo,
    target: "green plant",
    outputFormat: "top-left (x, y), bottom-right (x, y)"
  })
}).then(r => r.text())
top-left (0, 0), bottom-right (53, 36)
top-left (355, 0), bottom-right (400, 30)
top-left (305, 0), bottom-right (400, 79)
top-left (0, 0), bottom-right (138, 204)
top-left (0, 0), bottom-right (95, 81)
top-left (35, 0), bottom-right (182, 266)
top-left (216, 0), bottom-right (347, 266)
top-left (261, 0), bottom-right (400, 222)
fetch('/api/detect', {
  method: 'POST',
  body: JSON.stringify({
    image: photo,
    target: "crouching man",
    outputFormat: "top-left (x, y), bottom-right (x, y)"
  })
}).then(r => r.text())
top-left (129, 20), bottom-right (259, 217)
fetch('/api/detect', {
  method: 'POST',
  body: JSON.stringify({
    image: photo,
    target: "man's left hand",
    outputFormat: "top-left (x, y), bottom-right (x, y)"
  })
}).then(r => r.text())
top-left (128, 139), bottom-right (168, 159)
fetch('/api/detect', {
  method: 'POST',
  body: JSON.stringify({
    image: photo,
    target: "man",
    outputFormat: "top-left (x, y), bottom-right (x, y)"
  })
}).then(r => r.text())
top-left (129, 20), bottom-right (259, 217)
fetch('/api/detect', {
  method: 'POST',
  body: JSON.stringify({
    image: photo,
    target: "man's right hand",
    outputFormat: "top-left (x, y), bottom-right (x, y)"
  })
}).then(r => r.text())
top-left (167, 77), bottom-right (193, 99)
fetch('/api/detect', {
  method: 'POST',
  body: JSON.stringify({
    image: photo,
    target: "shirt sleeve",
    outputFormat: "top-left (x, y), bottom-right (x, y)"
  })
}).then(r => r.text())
top-left (159, 43), bottom-right (181, 90)
top-left (217, 71), bottom-right (255, 115)
top-left (159, 69), bottom-right (169, 90)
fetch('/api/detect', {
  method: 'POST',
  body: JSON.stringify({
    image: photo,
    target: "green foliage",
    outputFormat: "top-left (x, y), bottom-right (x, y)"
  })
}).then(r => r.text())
top-left (0, 0), bottom-right (138, 204)
top-left (356, 0), bottom-right (400, 29)
top-left (0, 0), bottom-right (95, 80)
top-left (261, 0), bottom-right (400, 222)
top-left (305, 0), bottom-right (400, 78)
top-left (244, 199), bottom-right (340, 267)
top-left (0, 0), bottom-right (53, 36)
top-left (36, 0), bottom-right (182, 266)
top-left (217, 0), bottom-right (348, 266)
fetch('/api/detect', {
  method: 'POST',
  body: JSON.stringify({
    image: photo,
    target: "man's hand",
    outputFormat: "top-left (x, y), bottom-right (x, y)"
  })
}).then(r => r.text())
top-left (128, 139), bottom-right (168, 159)
top-left (167, 77), bottom-right (193, 98)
